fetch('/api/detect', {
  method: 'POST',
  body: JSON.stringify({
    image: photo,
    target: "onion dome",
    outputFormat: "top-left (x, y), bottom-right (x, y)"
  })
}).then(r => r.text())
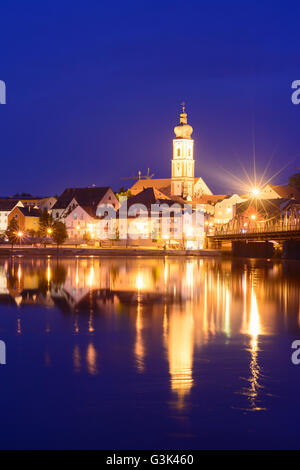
top-left (174, 103), bottom-right (193, 139)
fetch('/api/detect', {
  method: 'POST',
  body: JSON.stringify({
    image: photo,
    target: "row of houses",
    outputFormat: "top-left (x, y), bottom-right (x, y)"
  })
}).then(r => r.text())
top-left (0, 189), bottom-right (119, 241)
top-left (0, 196), bottom-right (56, 234)
top-left (1, 182), bottom-right (299, 248)
top-left (1, 107), bottom-right (299, 247)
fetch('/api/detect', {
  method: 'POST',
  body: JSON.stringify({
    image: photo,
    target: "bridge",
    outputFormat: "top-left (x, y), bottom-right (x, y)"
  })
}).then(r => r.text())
top-left (210, 221), bottom-right (300, 242)
top-left (207, 220), bottom-right (300, 258)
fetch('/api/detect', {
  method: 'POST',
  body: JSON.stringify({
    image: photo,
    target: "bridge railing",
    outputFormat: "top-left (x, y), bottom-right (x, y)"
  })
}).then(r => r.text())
top-left (213, 220), bottom-right (300, 236)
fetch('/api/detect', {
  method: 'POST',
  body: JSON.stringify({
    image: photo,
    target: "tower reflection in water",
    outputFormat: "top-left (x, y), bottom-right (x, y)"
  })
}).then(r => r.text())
top-left (1, 256), bottom-right (300, 411)
top-left (239, 271), bottom-right (265, 411)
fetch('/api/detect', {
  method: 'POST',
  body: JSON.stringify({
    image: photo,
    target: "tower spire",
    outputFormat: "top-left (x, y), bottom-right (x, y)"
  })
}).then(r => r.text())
top-left (172, 104), bottom-right (194, 198)
top-left (180, 101), bottom-right (187, 124)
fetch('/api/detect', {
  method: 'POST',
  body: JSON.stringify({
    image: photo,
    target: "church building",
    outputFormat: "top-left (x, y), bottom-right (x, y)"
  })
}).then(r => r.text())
top-left (130, 105), bottom-right (212, 200)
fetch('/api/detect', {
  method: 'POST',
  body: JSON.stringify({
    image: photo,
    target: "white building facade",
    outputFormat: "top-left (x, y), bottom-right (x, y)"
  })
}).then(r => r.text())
top-left (214, 194), bottom-right (247, 225)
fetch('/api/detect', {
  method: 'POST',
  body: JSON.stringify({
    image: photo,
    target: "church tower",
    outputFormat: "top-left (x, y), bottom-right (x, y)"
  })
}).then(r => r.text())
top-left (171, 104), bottom-right (195, 198)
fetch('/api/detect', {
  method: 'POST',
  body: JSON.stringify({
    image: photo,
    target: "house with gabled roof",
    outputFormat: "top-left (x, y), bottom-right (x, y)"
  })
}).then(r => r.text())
top-left (214, 194), bottom-right (247, 225)
top-left (52, 186), bottom-right (119, 221)
top-left (130, 176), bottom-right (212, 198)
top-left (117, 187), bottom-right (205, 248)
top-left (0, 199), bottom-right (24, 234)
top-left (254, 184), bottom-right (300, 200)
top-left (228, 197), bottom-right (300, 232)
top-left (63, 204), bottom-right (109, 242)
top-left (8, 206), bottom-right (40, 234)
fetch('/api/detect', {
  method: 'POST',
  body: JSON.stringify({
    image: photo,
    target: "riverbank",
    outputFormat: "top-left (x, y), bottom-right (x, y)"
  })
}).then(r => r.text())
top-left (0, 245), bottom-right (223, 258)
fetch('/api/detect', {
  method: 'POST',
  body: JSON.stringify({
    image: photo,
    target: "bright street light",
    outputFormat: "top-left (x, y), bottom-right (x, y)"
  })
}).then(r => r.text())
top-left (17, 231), bottom-right (23, 246)
top-left (251, 188), bottom-right (260, 197)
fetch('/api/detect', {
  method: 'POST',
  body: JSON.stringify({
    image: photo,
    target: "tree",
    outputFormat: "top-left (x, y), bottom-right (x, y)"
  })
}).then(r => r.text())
top-left (52, 221), bottom-right (68, 252)
top-left (83, 231), bottom-right (91, 243)
top-left (28, 229), bottom-right (38, 238)
top-left (13, 192), bottom-right (32, 198)
top-left (289, 172), bottom-right (300, 189)
top-left (117, 188), bottom-right (132, 200)
top-left (151, 226), bottom-right (160, 243)
top-left (6, 262), bottom-right (18, 291)
top-left (5, 218), bottom-right (19, 252)
top-left (52, 263), bottom-right (67, 287)
top-left (39, 209), bottom-right (53, 237)
top-left (114, 226), bottom-right (120, 241)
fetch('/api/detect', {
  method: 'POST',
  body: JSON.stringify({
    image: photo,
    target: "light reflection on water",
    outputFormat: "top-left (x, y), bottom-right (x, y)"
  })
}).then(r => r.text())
top-left (1, 255), bottom-right (300, 448)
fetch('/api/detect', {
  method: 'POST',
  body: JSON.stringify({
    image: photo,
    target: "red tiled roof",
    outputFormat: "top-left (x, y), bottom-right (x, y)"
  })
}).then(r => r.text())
top-left (268, 185), bottom-right (300, 199)
top-left (130, 177), bottom-right (213, 197)
top-left (0, 199), bottom-right (20, 211)
top-left (16, 207), bottom-right (40, 217)
top-left (53, 187), bottom-right (112, 210)
top-left (192, 195), bottom-right (229, 205)
top-left (130, 179), bottom-right (172, 196)
top-left (118, 187), bottom-right (184, 217)
top-left (235, 198), bottom-right (291, 217)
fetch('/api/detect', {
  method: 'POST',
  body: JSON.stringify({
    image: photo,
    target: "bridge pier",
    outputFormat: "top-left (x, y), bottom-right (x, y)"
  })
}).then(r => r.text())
top-left (232, 241), bottom-right (274, 258)
top-left (282, 240), bottom-right (300, 260)
top-left (208, 239), bottom-right (221, 249)
top-left (210, 226), bottom-right (300, 259)
top-left (207, 238), bottom-right (229, 250)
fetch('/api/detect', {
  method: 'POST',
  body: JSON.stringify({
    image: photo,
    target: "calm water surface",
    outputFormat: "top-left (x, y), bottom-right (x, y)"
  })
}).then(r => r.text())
top-left (0, 255), bottom-right (300, 449)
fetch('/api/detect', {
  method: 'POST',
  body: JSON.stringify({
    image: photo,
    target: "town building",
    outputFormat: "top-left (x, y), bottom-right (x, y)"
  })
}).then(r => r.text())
top-left (0, 199), bottom-right (24, 234)
top-left (8, 195), bottom-right (56, 210)
top-left (64, 204), bottom-right (114, 243)
top-left (119, 106), bottom-right (216, 248)
top-left (0, 196), bottom-right (56, 235)
top-left (229, 198), bottom-right (300, 232)
top-left (214, 194), bottom-right (247, 225)
top-left (251, 184), bottom-right (300, 200)
top-left (8, 206), bottom-right (40, 234)
top-left (39, 197), bottom-right (57, 212)
top-left (117, 187), bottom-right (205, 249)
top-left (52, 186), bottom-right (119, 221)
top-left (130, 105), bottom-right (212, 200)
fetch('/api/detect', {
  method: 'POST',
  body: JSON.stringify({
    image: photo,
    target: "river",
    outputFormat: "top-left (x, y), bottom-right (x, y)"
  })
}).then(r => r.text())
top-left (0, 255), bottom-right (299, 449)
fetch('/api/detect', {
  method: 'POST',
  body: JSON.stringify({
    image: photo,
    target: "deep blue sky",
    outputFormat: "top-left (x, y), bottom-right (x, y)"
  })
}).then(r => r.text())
top-left (1, 0), bottom-right (300, 196)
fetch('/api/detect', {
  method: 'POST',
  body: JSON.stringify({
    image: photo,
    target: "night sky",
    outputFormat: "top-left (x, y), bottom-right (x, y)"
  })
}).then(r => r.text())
top-left (1, 0), bottom-right (300, 196)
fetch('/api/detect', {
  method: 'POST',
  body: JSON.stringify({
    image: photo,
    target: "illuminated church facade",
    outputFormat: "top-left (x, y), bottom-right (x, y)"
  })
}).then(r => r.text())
top-left (130, 105), bottom-right (212, 199)
top-left (171, 104), bottom-right (196, 198)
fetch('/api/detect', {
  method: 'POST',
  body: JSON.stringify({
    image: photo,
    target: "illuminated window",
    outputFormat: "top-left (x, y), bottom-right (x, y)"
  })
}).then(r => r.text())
top-left (177, 148), bottom-right (180, 156)
top-left (74, 213), bottom-right (77, 219)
